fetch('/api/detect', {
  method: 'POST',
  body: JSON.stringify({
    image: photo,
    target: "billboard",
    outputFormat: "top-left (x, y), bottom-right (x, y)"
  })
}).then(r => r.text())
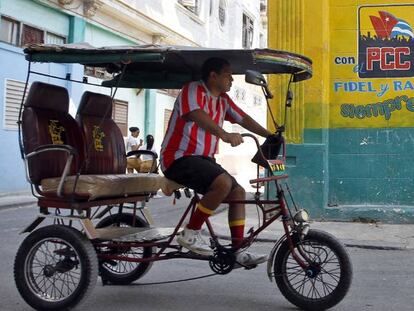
top-left (358, 6), bottom-right (414, 78)
top-left (332, 4), bottom-right (414, 127)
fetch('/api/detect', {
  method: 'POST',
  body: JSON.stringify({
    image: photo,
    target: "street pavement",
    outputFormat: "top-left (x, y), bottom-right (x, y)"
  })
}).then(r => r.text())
top-left (1, 190), bottom-right (413, 250)
top-left (1, 191), bottom-right (414, 310)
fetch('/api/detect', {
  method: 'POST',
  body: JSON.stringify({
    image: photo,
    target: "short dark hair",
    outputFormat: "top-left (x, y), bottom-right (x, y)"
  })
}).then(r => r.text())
top-left (201, 57), bottom-right (230, 82)
top-left (129, 126), bottom-right (139, 132)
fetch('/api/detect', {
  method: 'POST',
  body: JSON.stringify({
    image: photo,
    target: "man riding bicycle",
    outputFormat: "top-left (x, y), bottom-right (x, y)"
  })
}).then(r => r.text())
top-left (160, 57), bottom-right (273, 267)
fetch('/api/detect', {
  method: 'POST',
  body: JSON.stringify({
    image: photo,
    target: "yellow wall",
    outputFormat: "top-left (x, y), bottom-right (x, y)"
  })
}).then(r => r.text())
top-left (268, 0), bottom-right (414, 221)
top-left (330, 1), bottom-right (414, 128)
top-left (268, 0), bottom-right (414, 136)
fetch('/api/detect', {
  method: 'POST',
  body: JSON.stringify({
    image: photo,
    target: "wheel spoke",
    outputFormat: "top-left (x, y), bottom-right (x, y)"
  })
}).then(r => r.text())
top-left (317, 274), bottom-right (337, 292)
top-left (320, 267), bottom-right (341, 282)
top-left (277, 235), bottom-right (348, 302)
top-left (286, 270), bottom-right (305, 283)
top-left (24, 237), bottom-right (83, 302)
top-left (102, 246), bottom-right (143, 274)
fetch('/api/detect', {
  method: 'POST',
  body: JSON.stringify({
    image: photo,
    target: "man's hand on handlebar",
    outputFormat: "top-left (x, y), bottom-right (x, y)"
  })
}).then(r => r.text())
top-left (276, 125), bottom-right (285, 133)
top-left (221, 132), bottom-right (244, 147)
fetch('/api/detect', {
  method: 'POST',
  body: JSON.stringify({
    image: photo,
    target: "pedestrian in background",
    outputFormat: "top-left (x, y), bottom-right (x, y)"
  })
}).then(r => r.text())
top-left (126, 126), bottom-right (143, 173)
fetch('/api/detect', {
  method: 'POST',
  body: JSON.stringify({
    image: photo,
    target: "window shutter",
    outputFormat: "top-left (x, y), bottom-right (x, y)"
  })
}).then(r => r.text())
top-left (22, 24), bottom-right (44, 46)
top-left (0, 17), bottom-right (20, 46)
top-left (112, 99), bottom-right (128, 136)
top-left (4, 79), bottom-right (29, 130)
top-left (179, 0), bottom-right (200, 15)
top-left (242, 14), bottom-right (254, 49)
top-left (45, 32), bottom-right (65, 45)
top-left (164, 108), bottom-right (172, 133)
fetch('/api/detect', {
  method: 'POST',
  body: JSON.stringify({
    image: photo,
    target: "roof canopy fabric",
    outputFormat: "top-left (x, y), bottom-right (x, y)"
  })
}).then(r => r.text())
top-left (24, 43), bottom-right (313, 89)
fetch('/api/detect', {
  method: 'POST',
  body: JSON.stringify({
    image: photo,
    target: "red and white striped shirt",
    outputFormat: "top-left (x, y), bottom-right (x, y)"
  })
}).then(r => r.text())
top-left (160, 80), bottom-right (246, 171)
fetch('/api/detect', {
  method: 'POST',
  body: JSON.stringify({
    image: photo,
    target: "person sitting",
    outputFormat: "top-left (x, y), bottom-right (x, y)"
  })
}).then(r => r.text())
top-left (126, 126), bottom-right (143, 173)
top-left (138, 134), bottom-right (158, 173)
top-left (160, 57), bottom-right (273, 267)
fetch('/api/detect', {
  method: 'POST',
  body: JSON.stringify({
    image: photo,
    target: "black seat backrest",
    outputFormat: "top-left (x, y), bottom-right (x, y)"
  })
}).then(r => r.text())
top-left (76, 91), bottom-right (127, 174)
top-left (22, 82), bottom-right (86, 185)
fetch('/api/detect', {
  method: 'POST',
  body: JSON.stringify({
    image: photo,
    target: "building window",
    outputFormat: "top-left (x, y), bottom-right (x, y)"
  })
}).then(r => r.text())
top-left (242, 13), bottom-right (254, 49)
top-left (22, 24), bottom-right (44, 46)
top-left (260, 0), bottom-right (267, 13)
top-left (0, 15), bottom-right (66, 47)
top-left (164, 109), bottom-right (172, 133)
top-left (3, 79), bottom-right (30, 131)
top-left (0, 17), bottom-right (20, 45)
top-left (179, 0), bottom-right (201, 15)
top-left (45, 32), bottom-right (66, 45)
top-left (218, 0), bottom-right (226, 27)
top-left (234, 87), bottom-right (246, 102)
top-left (112, 99), bottom-right (128, 136)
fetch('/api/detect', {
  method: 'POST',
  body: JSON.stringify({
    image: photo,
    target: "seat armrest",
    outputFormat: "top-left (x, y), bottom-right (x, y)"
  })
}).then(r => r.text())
top-left (25, 144), bottom-right (79, 197)
top-left (30, 144), bottom-right (78, 156)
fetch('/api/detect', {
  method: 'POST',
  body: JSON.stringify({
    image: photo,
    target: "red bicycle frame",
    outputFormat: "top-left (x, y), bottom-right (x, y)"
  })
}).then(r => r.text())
top-left (96, 134), bottom-right (309, 270)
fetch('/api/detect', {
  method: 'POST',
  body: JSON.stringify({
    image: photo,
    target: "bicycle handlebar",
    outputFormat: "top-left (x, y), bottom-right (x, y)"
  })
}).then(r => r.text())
top-left (241, 133), bottom-right (267, 162)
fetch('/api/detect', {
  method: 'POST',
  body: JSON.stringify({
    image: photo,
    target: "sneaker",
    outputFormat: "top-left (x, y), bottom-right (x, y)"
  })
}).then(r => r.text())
top-left (235, 250), bottom-right (268, 267)
top-left (177, 227), bottom-right (213, 256)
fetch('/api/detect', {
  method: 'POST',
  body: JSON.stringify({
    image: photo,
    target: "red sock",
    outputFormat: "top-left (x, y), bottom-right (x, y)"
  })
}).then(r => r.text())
top-left (187, 203), bottom-right (214, 230)
top-left (229, 219), bottom-right (245, 248)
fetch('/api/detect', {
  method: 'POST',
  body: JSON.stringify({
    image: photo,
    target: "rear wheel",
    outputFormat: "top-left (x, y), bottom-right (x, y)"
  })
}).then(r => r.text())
top-left (96, 213), bottom-right (153, 285)
top-left (274, 229), bottom-right (352, 310)
top-left (14, 225), bottom-right (98, 310)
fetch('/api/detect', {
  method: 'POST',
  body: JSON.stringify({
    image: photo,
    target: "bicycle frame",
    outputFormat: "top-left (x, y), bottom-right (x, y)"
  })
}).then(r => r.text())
top-left (94, 134), bottom-right (310, 271)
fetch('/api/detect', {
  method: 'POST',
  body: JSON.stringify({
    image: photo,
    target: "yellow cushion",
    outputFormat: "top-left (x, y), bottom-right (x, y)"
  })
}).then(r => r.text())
top-left (41, 174), bottom-right (182, 200)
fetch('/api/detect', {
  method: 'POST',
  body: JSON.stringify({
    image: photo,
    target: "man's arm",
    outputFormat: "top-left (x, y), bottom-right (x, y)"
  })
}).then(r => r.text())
top-left (130, 138), bottom-right (143, 151)
top-left (239, 114), bottom-right (272, 138)
top-left (185, 109), bottom-right (244, 146)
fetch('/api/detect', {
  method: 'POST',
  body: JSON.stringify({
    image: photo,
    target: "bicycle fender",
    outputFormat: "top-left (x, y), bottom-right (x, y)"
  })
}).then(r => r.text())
top-left (19, 216), bottom-right (45, 234)
top-left (20, 214), bottom-right (98, 239)
top-left (267, 233), bottom-right (288, 282)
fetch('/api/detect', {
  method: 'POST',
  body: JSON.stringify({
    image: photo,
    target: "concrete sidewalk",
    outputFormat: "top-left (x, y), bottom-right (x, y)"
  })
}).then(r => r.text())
top-left (210, 206), bottom-right (414, 250)
top-left (0, 191), bottom-right (37, 209)
top-left (1, 191), bottom-right (413, 250)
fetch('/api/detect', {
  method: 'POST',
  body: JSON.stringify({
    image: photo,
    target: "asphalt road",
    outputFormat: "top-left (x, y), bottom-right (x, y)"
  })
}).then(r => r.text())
top-left (0, 203), bottom-right (413, 311)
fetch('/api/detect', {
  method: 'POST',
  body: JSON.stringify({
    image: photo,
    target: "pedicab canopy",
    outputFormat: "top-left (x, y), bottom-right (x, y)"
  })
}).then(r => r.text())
top-left (24, 43), bottom-right (312, 89)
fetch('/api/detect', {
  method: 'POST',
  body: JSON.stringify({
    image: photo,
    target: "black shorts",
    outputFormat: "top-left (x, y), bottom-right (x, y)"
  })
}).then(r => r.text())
top-left (163, 156), bottom-right (238, 195)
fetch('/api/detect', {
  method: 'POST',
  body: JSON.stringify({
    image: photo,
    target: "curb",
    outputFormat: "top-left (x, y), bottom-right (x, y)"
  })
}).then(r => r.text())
top-left (209, 206), bottom-right (412, 251)
top-left (212, 233), bottom-right (409, 251)
top-left (0, 197), bottom-right (37, 210)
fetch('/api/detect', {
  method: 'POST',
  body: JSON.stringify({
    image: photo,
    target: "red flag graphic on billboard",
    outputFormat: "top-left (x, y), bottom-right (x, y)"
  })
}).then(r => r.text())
top-left (369, 11), bottom-right (398, 39)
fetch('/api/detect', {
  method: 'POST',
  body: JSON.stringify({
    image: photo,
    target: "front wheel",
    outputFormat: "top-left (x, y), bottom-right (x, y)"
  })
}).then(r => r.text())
top-left (14, 225), bottom-right (98, 310)
top-left (274, 229), bottom-right (352, 311)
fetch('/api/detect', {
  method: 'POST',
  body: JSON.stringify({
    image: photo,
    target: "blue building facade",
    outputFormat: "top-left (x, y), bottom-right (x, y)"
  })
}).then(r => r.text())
top-left (0, 0), bottom-right (72, 192)
top-left (0, 0), bottom-right (145, 193)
